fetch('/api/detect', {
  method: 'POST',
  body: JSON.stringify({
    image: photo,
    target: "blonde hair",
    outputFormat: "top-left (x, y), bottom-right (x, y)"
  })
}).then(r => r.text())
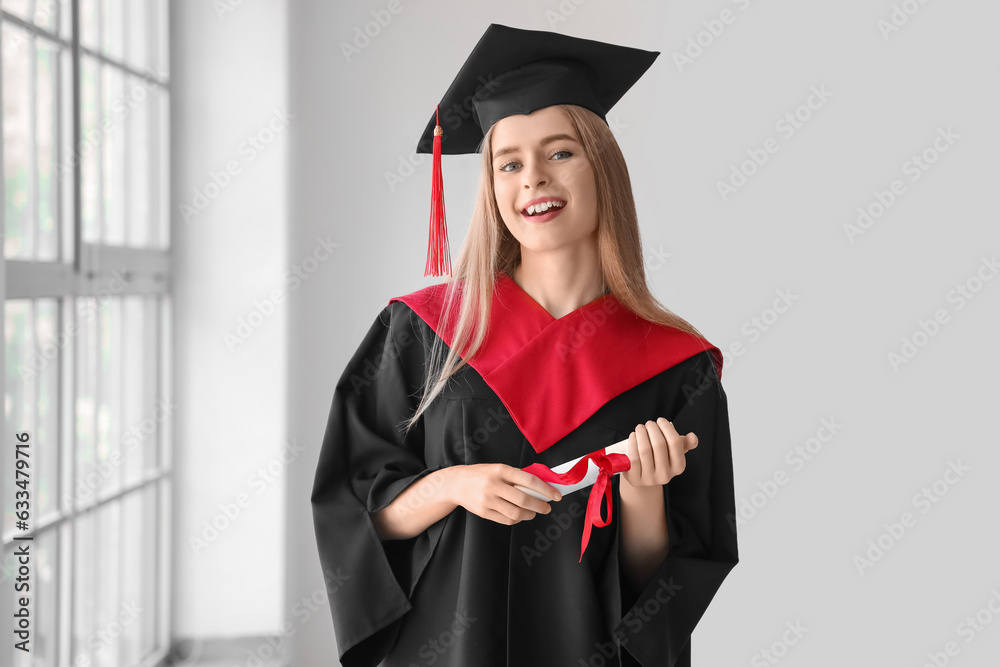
top-left (402, 104), bottom-right (710, 435)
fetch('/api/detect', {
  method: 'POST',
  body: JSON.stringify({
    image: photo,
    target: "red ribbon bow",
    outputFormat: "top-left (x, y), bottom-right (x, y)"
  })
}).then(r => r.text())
top-left (522, 451), bottom-right (632, 562)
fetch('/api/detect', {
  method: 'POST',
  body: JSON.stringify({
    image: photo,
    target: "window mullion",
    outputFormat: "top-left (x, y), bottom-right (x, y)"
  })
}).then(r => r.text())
top-left (71, 0), bottom-right (83, 276)
top-left (58, 295), bottom-right (74, 667)
top-left (90, 286), bottom-right (101, 666)
top-left (29, 29), bottom-right (38, 259)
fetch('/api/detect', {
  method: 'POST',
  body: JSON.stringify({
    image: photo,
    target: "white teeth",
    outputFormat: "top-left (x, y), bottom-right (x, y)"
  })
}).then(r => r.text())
top-left (526, 201), bottom-right (565, 215)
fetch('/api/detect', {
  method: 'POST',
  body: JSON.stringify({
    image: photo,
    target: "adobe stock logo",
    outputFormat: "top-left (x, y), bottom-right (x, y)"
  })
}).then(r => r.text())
top-left (917, 588), bottom-right (1000, 666)
top-left (852, 459), bottom-right (970, 575)
top-left (338, 0), bottom-right (417, 63)
top-left (886, 254), bottom-right (998, 372)
top-left (750, 620), bottom-right (809, 666)
top-left (405, 609), bottom-right (477, 667)
top-left (671, 0), bottom-right (760, 73)
top-left (727, 417), bottom-right (842, 532)
top-left (842, 126), bottom-right (959, 244)
top-left (877, 0), bottom-right (935, 41)
top-left (716, 86), bottom-right (833, 202)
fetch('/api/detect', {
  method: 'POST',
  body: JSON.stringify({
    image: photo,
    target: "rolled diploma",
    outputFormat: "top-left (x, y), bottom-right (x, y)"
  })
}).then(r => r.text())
top-left (515, 438), bottom-right (631, 502)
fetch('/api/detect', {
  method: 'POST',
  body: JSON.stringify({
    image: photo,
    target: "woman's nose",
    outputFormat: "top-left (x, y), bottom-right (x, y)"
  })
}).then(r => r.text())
top-left (521, 160), bottom-right (549, 187)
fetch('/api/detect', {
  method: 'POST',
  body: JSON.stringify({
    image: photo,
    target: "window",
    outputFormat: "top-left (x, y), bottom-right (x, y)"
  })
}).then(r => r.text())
top-left (2, 2), bottom-right (171, 666)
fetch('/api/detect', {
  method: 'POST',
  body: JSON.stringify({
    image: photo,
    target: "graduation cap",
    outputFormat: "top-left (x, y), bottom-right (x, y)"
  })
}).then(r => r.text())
top-left (415, 23), bottom-right (660, 277)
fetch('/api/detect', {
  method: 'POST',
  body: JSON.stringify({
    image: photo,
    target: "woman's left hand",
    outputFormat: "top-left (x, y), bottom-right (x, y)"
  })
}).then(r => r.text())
top-left (620, 417), bottom-right (698, 489)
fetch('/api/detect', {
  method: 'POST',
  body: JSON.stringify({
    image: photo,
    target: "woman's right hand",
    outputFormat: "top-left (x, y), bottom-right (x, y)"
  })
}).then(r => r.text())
top-left (449, 463), bottom-right (563, 525)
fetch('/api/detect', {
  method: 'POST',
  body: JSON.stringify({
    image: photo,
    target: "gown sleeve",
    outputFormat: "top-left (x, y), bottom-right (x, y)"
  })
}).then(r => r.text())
top-left (614, 350), bottom-right (739, 667)
top-left (310, 302), bottom-right (450, 667)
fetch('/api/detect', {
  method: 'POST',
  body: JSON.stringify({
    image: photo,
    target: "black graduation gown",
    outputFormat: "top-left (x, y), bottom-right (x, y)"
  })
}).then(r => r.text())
top-left (311, 273), bottom-right (738, 667)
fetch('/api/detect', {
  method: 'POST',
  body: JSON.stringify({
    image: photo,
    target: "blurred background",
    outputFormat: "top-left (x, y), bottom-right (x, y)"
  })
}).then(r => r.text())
top-left (1, 1), bottom-right (998, 666)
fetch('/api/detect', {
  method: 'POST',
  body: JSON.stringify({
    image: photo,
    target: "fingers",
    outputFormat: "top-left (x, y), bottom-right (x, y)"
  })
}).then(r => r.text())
top-left (654, 417), bottom-right (684, 479)
top-left (513, 469), bottom-right (562, 503)
top-left (485, 507), bottom-right (521, 526)
top-left (497, 474), bottom-right (554, 520)
top-left (658, 417), bottom-right (699, 478)
top-left (684, 431), bottom-right (698, 451)
top-left (657, 418), bottom-right (698, 452)
top-left (626, 431), bottom-right (639, 482)
top-left (659, 418), bottom-right (697, 453)
top-left (634, 420), bottom-right (659, 483)
top-left (625, 419), bottom-right (700, 487)
top-left (494, 494), bottom-right (549, 523)
top-left (468, 464), bottom-right (562, 526)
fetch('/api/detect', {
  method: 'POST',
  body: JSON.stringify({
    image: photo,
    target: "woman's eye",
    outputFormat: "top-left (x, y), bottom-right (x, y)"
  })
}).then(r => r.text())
top-left (498, 150), bottom-right (572, 173)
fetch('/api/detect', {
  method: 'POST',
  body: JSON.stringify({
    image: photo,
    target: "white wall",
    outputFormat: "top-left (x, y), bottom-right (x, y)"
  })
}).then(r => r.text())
top-left (171, 0), bottom-right (289, 640)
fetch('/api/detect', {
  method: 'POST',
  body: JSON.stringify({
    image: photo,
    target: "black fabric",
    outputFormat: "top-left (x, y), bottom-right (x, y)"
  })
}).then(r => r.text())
top-left (472, 59), bottom-right (605, 137)
top-left (311, 301), bottom-right (738, 667)
top-left (415, 23), bottom-right (660, 155)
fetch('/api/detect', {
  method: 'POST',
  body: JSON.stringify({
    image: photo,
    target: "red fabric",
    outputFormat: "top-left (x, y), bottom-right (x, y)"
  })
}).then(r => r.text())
top-left (523, 451), bottom-right (632, 561)
top-left (387, 271), bottom-right (722, 454)
top-left (424, 105), bottom-right (451, 277)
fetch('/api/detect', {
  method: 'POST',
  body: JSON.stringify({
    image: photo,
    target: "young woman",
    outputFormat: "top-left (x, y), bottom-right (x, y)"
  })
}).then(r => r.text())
top-left (312, 24), bottom-right (738, 667)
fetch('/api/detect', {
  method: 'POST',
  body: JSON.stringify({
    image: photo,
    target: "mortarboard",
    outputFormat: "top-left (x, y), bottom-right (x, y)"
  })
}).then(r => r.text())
top-left (414, 23), bottom-right (660, 277)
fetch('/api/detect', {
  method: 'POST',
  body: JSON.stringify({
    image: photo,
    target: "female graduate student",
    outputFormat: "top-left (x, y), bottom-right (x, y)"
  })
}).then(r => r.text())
top-left (311, 23), bottom-right (738, 667)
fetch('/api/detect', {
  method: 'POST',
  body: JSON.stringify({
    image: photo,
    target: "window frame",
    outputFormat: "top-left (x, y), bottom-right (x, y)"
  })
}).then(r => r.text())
top-left (1, 1), bottom-right (173, 666)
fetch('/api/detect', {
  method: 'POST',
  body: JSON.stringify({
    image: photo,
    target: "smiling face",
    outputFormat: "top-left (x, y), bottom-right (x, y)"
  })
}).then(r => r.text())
top-left (490, 105), bottom-right (599, 259)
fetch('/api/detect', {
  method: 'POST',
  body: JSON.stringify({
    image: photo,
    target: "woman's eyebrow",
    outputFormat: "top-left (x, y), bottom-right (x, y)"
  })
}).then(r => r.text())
top-left (493, 133), bottom-right (579, 161)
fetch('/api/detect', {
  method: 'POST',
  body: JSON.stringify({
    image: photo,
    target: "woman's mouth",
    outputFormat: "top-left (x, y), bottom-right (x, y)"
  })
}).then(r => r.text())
top-left (521, 200), bottom-right (566, 223)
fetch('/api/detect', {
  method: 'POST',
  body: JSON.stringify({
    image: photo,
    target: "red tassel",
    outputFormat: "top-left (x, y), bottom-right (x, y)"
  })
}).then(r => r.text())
top-left (425, 105), bottom-right (452, 277)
